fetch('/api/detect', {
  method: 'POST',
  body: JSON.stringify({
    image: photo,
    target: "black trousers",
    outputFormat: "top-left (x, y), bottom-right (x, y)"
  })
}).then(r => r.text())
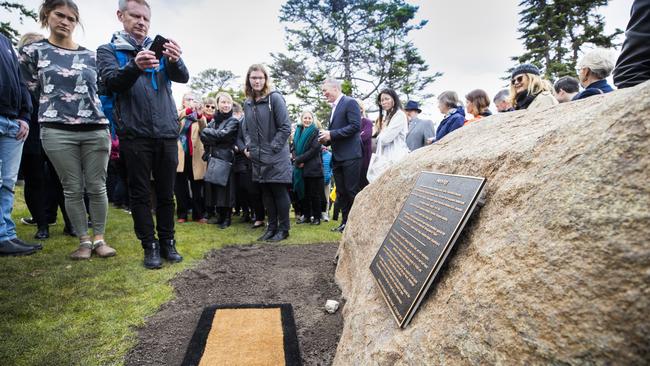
top-left (236, 170), bottom-right (264, 221)
top-left (107, 157), bottom-right (129, 207)
top-left (260, 183), bottom-right (290, 232)
top-left (175, 153), bottom-right (204, 220)
top-left (332, 158), bottom-right (361, 224)
top-left (302, 177), bottom-right (324, 219)
top-left (234, 172), bottom-right (249, 215)
top-left (20, 153), bottom-right (48, 228)
top-left (121, 138), bottom-right (177, 244)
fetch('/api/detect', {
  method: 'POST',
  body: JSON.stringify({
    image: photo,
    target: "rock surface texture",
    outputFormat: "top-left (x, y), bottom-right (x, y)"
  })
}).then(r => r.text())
top-left (334, 81), bottom-right (650, 365)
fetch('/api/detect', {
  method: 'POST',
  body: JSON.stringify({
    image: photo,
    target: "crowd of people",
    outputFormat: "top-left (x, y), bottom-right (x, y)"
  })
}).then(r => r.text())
top-left (1, 0), bottom-right (649, 269)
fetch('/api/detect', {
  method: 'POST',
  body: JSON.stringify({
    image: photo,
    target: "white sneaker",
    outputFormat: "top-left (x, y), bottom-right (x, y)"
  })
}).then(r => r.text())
top-left (321, 212), bottom-right (330, 222)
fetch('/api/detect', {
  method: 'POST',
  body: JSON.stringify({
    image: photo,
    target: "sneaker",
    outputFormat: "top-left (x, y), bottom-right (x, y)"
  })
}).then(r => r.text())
top-left (177, 218), bottom-right (187, 223)
top-left (21, 217), bottom-right (36, 225)
top-left (22, 217), bottom-right (57, 226)
top-left (321, 212), bottom-right (330, 222)
top-left (93, 240), bottom-right (116, 258)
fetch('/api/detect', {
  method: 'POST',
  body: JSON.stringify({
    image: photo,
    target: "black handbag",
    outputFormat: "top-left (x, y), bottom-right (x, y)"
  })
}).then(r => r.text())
top-left (204, 157), bottom-right (231, 186)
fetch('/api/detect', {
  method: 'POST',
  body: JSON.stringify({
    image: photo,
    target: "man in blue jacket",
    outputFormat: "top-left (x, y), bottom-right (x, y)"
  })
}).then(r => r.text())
top-left (97, 0), bottom-right (189, 269)
top-left (319, 78), bottom-right (362, 233)
top-left (0, 33), bottom-right (42, 256)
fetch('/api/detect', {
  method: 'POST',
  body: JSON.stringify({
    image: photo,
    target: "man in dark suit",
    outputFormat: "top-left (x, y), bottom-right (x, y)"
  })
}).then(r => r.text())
top-left (319, 79), bottom-right (362, 233)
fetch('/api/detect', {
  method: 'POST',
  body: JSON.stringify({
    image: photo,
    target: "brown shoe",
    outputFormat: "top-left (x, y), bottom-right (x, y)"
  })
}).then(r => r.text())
top-left (70, 243), bottom-right (92, 260)
top-left (93, 240), bottom-right (116, 258)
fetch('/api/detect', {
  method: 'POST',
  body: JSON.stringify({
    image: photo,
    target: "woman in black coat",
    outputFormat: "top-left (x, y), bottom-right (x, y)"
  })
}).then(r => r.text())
top-left (292, 111), bottom-right (324, 225)
top-left (200, 92), bottom-right (239, 229)
top-left (242, 64), bottom-right (292, 242)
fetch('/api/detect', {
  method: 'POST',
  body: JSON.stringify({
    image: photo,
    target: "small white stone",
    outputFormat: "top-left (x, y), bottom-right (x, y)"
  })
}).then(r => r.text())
top-left (325, 299), bottom-right (339, 313)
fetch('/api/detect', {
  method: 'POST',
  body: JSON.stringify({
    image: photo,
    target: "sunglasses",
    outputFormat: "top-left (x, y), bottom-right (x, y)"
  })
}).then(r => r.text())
top-left (204, 105), bottom-right (216, 109)
top-left (511, 75), bottom-right (525, 85)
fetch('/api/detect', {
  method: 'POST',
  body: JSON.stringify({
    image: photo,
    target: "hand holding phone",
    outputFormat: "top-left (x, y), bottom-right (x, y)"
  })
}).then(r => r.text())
top-left (148, 35), bottom-right (168, 60)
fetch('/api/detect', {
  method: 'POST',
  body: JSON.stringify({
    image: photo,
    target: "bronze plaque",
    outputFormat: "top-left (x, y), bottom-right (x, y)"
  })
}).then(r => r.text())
top-left (369, 172), bottom-right (486, 328)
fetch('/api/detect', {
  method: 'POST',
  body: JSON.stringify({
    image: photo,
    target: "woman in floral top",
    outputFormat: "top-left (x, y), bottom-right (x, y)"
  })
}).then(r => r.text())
top-left (19, 0), bottom-right (116, 260)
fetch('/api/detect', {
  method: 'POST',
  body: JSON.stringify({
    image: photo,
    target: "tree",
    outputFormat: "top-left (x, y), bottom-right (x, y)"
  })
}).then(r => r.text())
top-left (272, 0), bottom-right (441, 125)
top-left (511, 0), bottom-right (622, 80)
top-left (1, 2), bottom-right (37, 45)
top-left (189, 68), bottom-right (240, 96)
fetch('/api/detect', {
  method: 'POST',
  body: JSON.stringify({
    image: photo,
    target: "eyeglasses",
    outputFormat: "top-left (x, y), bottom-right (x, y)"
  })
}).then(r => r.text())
top-left (511, 75), bottom-right (525, 85)
top-left (204, 105), bottom-right (216, 109)
top-left (53, 11), bottom-right (78, 23)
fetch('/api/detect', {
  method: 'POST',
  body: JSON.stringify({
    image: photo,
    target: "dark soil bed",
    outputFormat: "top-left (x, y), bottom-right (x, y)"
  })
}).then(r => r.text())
top-left (125, 242), bottom-right (344, 366)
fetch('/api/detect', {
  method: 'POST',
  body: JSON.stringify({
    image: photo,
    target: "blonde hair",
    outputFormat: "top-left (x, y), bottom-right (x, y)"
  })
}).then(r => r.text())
top-left (300, 110), bottom-right (321, 129)
top-left (509, 73), bottom-right (552, 107)
top-left (18, 32), bottom-right (45, 48)
top-left (202, 97), bottom-right (216, 106)
top-left (215, 91), bottom-right (233, 104)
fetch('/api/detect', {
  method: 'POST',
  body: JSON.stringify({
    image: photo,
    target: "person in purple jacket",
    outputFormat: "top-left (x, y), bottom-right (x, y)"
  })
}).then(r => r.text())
top-left (355, 99), bottom-right (373, 190)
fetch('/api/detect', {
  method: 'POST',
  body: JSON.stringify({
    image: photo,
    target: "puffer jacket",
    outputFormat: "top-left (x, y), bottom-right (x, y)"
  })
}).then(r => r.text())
top-left (242, 91), bottom-right (292, 184)
top-left (96, 31), bottom-right (189, 139)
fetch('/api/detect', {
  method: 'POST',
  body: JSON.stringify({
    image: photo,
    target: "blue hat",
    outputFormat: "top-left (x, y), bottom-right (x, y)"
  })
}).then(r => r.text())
top-left (511, 63), bottom-right (541, 79)
top-left (404, 100), bottom-right (421, 113)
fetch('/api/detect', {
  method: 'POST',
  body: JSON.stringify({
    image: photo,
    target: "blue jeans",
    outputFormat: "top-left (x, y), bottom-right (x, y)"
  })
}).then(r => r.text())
top-left (0, 116), bottom-right (25, 242)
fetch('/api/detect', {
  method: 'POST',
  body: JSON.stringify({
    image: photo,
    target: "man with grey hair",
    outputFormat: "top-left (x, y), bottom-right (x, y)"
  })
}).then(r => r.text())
top-left (97, 0), bottom-right (189, 269)
top-left (493, 89), bottom-right (513, 112)
top-left (404, 101), bottom-right (434, 151)
top-left (319, 78), bottom-right (361, 233)
top-left (573, 48), bottom-right (615, 101)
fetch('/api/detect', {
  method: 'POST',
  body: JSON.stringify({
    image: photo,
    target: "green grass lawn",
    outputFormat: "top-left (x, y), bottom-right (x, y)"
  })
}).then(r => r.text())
top-left (0, 186), bottom-right (341, 366)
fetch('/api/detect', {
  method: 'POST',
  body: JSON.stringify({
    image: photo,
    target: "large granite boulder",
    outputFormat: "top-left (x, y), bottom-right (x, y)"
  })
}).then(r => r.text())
top-left (334, 81), bottom-right (650, 365)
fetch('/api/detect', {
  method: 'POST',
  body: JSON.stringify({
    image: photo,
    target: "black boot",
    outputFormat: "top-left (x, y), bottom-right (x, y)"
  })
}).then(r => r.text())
top-left (267, 230), bottom-right (289, 242)
top-left (257, 229), bottom-right (276, 241)
top-left (142, 241), bottom-right (162, 269)
top-left (160, 239), bottom-right (183, 263)
top-left (34, 226), bottom-right (50, 239)
top-left (219, 211), bottom-right (232, 229)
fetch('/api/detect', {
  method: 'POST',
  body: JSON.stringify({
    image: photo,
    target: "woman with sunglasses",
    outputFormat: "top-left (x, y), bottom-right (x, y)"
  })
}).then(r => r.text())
top-left (509, 64), bottom-right (558, 110)
top-left (174, 94), bottom-right (209, 223)
top-left (19, 0), bottom-right (116, 259)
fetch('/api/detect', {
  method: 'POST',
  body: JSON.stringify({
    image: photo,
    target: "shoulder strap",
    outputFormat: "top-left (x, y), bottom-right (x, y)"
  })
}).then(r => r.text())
top-left (109, 43), bottom-right (130, 68)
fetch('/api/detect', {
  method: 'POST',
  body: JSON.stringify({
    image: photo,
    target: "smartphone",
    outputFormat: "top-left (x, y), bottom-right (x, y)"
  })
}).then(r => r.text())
top-left (148, 35), bottom-right (168, 60)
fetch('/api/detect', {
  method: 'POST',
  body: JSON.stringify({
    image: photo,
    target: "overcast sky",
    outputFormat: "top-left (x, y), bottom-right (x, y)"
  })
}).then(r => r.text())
top-left (5, 0), bottom-right (634, 120)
